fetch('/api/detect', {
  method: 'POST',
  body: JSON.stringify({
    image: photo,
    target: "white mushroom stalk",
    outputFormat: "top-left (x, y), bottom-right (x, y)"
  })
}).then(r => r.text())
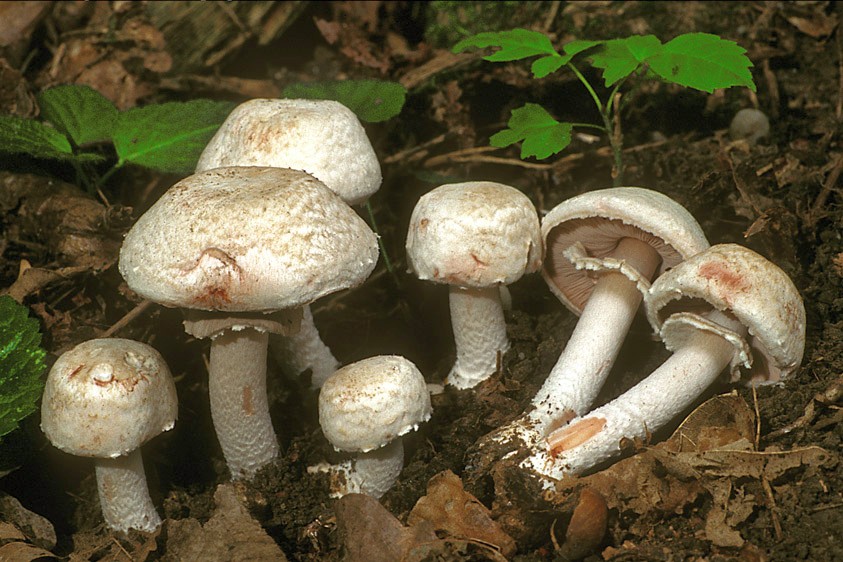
top-left (119, 167), bottom-right (378, 479)
top-left (491, 187), bottom-right (709, 448)
top-left (197, 98), bottom-right (383, 388)
top-left (310, 355), bottom-right (432, 498)
top-left (40, 339), bottom-right (177, 533)
top-left (406, 181), bottom-right (543, 389)
top-left (522, 244), bottom-right (806, 486)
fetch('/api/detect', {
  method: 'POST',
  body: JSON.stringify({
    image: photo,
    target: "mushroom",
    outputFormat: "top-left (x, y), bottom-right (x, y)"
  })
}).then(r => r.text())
top-left (40, 338), bottom-right (177, 533)
top-left (118, 166), bottom-right (378, 479)
top-left (523, 244), bottom-right (806, 483)
top-left (405, 182), bottom-right (542, 389)
top-left (309, 355), bottom-right (431, 498)
top-left (493, 187), bottom-right (709, 450)
top-left (196, 98), bottom-right (383, 388)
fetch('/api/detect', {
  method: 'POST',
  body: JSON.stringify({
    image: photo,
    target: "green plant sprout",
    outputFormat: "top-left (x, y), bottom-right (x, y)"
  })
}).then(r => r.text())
top-left (454, 30), bottom-right (757, 185)
top-left (0, 80), bottom-right (406, 193)
top-left (0, 296), bottom-right (46, 443)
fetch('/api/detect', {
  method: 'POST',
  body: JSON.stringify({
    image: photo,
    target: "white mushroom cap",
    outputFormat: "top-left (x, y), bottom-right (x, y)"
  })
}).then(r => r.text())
top-left (319, 355), bottom-right (432, 453)
top-left (646, 243), bottom-right (806, 385)
top-left (405, 182), bottom-right (542, 288)
top-left (41, 338), bottom-right (177, 458)
top-left (541, 187), bottom-right (710, 315)
top-left (196, 99), bottom-right (382, 205)
top-left (118, 167), bottom-right (379, 313)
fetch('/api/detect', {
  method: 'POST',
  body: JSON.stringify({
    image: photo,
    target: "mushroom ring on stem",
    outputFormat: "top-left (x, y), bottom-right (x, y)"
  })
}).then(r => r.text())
top-left (523, 244), bottom-right (806, 485)
top-left (40, 338), bottom-right (177, 533)
top-left (118, 167), bottom-right (378, 479)
top-left (309, 355), bottom-right (432, 498)
top-left (197, 99), bottom-right (383, 388)
top-left (493, 187), bottom-right (709, 450)
top-left (405, 181), bottom-right (542, 389)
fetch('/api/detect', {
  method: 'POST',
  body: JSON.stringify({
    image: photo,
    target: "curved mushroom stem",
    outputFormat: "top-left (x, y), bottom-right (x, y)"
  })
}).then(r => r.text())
top-left (209, 328), bottom-right (278, 479)
top-left (308, 439), bottom-right (405, 499)
top-left (528, 237), bottom-right (662, 433)
top-left (524, 309), bottom-right (746, 483)
top-left (446, 285), bottom-right (510, 389)
top-left (271, 305), bottom-right (340, 389)
top-left (95, 450), bottom-right (161, 533)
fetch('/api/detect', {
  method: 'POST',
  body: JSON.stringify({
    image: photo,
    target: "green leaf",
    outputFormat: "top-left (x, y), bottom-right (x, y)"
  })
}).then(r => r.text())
top-left (490, 103), bottom-right (572, 159)
top-left (530, 54), bottom-right (565, 78)
top-left (453, 28), bottom-right (559, 62)
top-left (0, 115), bottom-right (74, 160)
top-left (282, 80), bottom-right (406, 123)
top-left (644, 33), bottom-right (756, 93)
top-left (113, 99), bottom-right (235, 173)
top-left (0, 296), bottom-right (46, 440)
top-left (588, 35), bottom-right (663, 86)
top-left (37, 84), bottom-right (118, 146)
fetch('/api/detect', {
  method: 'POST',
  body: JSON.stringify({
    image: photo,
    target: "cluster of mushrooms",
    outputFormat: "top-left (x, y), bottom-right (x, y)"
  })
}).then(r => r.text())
top-left (38, 99), bottom-right (806, 535)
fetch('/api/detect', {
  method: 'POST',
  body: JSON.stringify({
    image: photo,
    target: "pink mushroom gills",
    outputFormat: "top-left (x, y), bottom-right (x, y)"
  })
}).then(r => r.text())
top-left (309, 355), bottom-right (431, 498)
top-left (490, 187), bottom-right (709, 451)
top-left (405, 182), bottom-right (543, 389)
top-left (196, 98), bottom-right (382, 388)
top-left (40, 339), bottom-right (177, 533)
top-left (523, 244), bottom-right (806, 484)
top-left (118, 167), bottom-right (378, 479)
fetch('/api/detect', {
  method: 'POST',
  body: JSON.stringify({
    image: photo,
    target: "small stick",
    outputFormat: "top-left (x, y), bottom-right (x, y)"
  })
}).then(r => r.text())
top-left (101, 300), bottom-right (154, 338)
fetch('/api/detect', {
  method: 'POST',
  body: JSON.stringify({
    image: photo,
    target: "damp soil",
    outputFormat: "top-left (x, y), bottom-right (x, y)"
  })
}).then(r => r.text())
top-left (0, 2), bottom-right (841, 561)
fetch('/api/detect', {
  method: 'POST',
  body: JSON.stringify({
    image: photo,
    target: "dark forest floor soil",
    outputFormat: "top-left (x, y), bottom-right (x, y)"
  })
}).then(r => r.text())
top-left (0, 2), bottom-right (841, 561)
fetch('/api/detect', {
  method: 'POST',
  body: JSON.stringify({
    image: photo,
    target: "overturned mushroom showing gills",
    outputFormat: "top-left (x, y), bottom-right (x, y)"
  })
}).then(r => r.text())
top-left (118, 167), bottom-right (378, 479)
top-left (310, 355), bottom-right (432, 498)
top-left (40, 338), bottom-right (177, 533)
top-left (497, 187), bottom-right (709, 450)
top-left (405, 182), bottom-right (542, 389)
top-left (197, 99), bottom-right (384, 388)
top-left (525, 244), bottom-right (805, 483)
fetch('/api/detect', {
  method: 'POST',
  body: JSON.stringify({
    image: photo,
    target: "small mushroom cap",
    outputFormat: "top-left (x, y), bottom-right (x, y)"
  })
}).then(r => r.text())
top-left (646, 244), bottom-right (806, 384)
top-left (196, 99), bottom-right (382, 205)
top-left (541, 187), bottom-right (709, 314)
top-left (119, 167), bottom-right (379, 313)
top-left (405, 182), bottom-right (542, 288)
top-left (41, 339), bottom-right (177, 458)
top-left (319, 355), bottom-right (432, 453)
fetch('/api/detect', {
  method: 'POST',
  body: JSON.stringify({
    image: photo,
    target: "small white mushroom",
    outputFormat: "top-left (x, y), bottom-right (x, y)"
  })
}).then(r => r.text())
top-left (405, 182), bottom-right (542, 389)
top-left (729, 108), bottom-right (770, 145)
top-left (309, 355), bottom-right (431, 498)
top-left (523, 244), bottom-right (806, 484)
top-left (118, 167), bottom-right (378, 479)
top-left (40, 338), bottom-right (177, 533)
top-left (197, 99), bottom-right (383, 388)
top-left (493, 187), bottom-right (709, 450)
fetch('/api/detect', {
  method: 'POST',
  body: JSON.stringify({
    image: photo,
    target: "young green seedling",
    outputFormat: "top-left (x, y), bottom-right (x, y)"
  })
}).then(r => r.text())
top-left (454, 30), bottom-right (757, 185)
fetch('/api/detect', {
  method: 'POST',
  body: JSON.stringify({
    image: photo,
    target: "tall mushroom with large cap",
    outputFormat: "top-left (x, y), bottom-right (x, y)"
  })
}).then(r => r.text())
top-left (41, 338), bottom-right (177, 533)
top-left (196, 98), bottom-right (382, 387)
top-left (405, 181), bottom-right (542, 389)
top-left (489, 187), bottom-right (709, 451)
top-left (119, 166), bottom-right (378, 479)
top-left (523, 244), bottom-right (806, 484)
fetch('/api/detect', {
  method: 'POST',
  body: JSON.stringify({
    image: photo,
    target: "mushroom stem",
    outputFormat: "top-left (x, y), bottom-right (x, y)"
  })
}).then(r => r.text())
top-left (271, 305), bottom-right (340, 389)
top-left (447, 285), bottom-right (509, 389)
top-left (526, 309), bottom-right (746, 481)
top-left (94, 450), bottom-right (161, 533)
top-left (209, 328), bottom-right (278, 479)
top-left (310, 439), bottom-right (405, 499)
top-left (528, 237), bottom-right (662, 432)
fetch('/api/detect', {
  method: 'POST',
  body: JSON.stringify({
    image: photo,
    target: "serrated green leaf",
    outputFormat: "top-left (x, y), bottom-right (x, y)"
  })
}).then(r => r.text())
top-left (0, 115), bottom-right (74, 160)
top-left (0, 296), bottom-right (46, 440)
top-left (282, 80), bottom-right (406, 123)
top-left (490, 103), bottom-right (572, 159)
top-left (37, 84), bottom-right (118, 146)
top-left (644, 33), bottom-right (756, 93)
top-left (531, 54), bottom-right (565, 78)
top-left (453, 28), bottom-right (559, 62)
top-left (588, 35), bottom-right (663, 86)
top-left (113, 99), bottom-right (235, 173)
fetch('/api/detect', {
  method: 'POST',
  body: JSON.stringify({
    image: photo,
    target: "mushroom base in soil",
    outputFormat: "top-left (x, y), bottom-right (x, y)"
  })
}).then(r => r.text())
top-left (308, 440), bottom-right (405, 499)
